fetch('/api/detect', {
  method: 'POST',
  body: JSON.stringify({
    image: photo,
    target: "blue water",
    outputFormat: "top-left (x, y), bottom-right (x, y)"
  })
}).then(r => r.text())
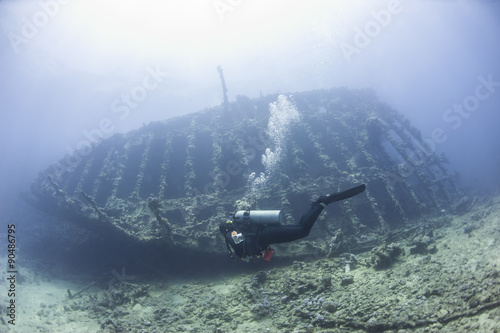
top-left (0, 1), bottom-right (499, 331)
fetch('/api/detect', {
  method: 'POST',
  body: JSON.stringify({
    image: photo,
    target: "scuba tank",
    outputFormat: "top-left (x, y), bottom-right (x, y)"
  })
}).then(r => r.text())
top-left (233, 210), bottom-right (284, 226)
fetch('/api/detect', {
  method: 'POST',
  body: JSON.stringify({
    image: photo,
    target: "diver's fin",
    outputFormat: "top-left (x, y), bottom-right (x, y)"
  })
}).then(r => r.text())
top-left (317, 184), bottom-right (366, 206)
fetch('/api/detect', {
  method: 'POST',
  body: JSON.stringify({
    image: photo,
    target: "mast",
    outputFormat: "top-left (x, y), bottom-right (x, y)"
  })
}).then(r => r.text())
top-left (217, 65), bottom-right (229, 112)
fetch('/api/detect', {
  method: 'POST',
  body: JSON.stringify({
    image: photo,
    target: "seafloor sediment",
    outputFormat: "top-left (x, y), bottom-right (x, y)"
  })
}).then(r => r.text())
top-left (2, 194), bottom-right (499, 332)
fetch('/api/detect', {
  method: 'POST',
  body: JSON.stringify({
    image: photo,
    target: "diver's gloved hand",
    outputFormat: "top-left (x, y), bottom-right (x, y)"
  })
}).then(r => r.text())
top-left (316, 184), bottom-right (366, 206)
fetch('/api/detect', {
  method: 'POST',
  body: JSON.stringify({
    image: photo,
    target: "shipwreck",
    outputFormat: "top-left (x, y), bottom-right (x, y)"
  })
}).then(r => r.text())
top-left (23, 88), bottom-right (462, 255)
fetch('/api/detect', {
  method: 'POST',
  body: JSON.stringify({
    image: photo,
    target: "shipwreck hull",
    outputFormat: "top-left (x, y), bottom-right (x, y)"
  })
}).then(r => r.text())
top-left (24, 88), bottom-right (461, 254)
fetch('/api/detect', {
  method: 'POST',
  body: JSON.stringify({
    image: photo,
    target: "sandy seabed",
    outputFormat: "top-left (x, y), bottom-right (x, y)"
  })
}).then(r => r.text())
top-left (1, 196), bottom-right (500, 333)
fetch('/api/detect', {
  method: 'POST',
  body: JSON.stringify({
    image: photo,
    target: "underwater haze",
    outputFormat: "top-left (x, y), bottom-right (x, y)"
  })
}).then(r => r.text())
top-left (1, 1), bottom-right (500, 332)
top-left (1, 0), bottom-right (499, 196)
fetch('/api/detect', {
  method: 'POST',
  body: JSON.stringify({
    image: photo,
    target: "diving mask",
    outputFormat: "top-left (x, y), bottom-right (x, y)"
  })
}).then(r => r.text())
top-left (231, 231), bottom-right (244, 244)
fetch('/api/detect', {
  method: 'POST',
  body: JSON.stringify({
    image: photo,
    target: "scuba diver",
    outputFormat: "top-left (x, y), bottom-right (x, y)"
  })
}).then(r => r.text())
top-left (219, 184), bottom-right (366, 261)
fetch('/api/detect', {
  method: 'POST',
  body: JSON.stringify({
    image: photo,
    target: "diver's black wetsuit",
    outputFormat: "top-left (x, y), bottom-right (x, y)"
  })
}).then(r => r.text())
top-left (258, 203), bottom-right (324, 246)
top-left (219, 184), bottom-right (366, 260)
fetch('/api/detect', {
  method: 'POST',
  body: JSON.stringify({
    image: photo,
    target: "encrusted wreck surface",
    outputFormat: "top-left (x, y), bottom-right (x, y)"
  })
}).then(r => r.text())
top-left (24, 88), bottom-right (461, 254)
